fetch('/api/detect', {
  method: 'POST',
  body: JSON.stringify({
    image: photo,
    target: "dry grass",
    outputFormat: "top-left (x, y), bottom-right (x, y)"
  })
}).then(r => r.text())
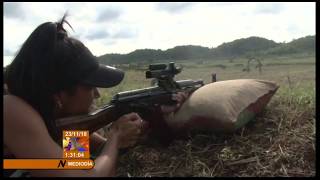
top-left (115, 95), bottom-right (315, 177)
top-left (96, 56), bottom-right (315, 177)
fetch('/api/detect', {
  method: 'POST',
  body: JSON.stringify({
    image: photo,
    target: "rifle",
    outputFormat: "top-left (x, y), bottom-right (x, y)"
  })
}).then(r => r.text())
top-left (55, 62), bottom-right (204, 138)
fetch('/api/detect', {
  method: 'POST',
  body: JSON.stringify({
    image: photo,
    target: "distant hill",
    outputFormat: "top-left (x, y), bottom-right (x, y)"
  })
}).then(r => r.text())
top-left (212, 36), bottom-right (279, 58)
top-left (260, 35), bottom-right (315, 56)
top-left (99, 45), bottom-right (211, 64)
top-left (98, 35), bottom-right (315, 64)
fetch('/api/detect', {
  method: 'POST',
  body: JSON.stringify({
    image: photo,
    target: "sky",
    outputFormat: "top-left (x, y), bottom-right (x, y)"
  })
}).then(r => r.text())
top-left (3, 2), bottom-right (316, 67)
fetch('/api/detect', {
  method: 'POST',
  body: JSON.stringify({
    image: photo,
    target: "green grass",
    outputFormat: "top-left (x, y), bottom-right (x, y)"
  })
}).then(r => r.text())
top-left (94, 55), bottom-right (315, 177)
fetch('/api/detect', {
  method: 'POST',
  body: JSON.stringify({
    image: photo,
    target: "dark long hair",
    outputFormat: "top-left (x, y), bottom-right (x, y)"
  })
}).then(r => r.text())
top-left (5, 14), bottom-right (83, 144)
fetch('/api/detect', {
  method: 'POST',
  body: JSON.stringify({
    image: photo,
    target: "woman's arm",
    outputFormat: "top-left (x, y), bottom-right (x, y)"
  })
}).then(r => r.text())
top-left (4, 95), bottom-right (140, 177)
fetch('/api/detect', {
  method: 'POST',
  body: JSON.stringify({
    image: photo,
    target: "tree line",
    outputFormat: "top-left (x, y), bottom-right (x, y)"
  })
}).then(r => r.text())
top-left (98, 35), bottom-right (315, 65)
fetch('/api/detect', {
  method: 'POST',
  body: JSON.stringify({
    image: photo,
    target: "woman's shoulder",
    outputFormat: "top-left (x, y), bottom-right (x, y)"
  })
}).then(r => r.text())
top-left (4, 95), bottom-right (38, 112)
top-left (4, 94), bottom-right (28, 103)
top-left (4, 95), bottom-right (50, 152)
top-left (4, 94), bottom-right (43, 124)
top-left (4, 95), bottom-right (62, 162)
top-left (4, 94), bottom-right (26, 104)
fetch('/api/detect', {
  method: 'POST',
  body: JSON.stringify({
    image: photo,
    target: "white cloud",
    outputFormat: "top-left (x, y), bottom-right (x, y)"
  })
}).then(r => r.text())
top-left (155, 2), bottom-right (196, 14)
top-left (254, 2), bottom-right (285, 14)
top-left (3, 2), bottom-right (315, 66)
top-left (3, 56), bottom-right (14, 67)
top-left (95, 7), bottom-right (122, 22)
top-left (4, 2), bottom-right (26, 20)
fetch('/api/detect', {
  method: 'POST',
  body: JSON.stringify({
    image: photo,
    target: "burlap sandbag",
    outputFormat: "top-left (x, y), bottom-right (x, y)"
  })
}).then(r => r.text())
top-left (165, 79), bottom-right (279, 133)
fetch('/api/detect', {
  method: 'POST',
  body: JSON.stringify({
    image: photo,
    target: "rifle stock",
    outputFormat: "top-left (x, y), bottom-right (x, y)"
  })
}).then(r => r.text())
top-left (56, 105), bottom-right (118, 133)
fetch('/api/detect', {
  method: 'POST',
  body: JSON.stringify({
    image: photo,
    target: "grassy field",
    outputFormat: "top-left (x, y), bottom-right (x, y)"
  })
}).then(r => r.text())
top-left (95, 55), bottom-right (315, 177)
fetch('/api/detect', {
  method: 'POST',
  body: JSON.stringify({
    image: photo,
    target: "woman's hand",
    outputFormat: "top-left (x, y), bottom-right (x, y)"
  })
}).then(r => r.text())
top-left (109, 113), bottom-right (144, 149)
top-left (161, 91), bottom-right (189, 114)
